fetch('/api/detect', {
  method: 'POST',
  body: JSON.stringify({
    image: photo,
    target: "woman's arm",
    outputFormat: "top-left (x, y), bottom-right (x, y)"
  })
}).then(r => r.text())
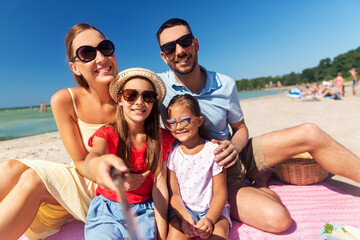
top-left (51, 89), bottom-right (91, 178)
top-left (194, 170), bottom-right (227, 239)
top-left (168, 169), bottom-right (196, 237)
top-left (152, 161), bottom-right (168, 240)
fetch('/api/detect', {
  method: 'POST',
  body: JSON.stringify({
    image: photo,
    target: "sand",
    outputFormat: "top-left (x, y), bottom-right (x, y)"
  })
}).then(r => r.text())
top-left (0, 86), bottom-right (359, 196)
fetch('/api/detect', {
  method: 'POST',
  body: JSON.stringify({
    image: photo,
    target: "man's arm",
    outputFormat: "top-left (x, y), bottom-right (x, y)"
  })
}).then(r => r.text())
top-left (213, 119), bottom-right (249, 168)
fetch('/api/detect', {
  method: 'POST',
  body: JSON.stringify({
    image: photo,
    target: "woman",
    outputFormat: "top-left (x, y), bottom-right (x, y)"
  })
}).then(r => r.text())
top-left (0, 23), bottom-right (120, 240)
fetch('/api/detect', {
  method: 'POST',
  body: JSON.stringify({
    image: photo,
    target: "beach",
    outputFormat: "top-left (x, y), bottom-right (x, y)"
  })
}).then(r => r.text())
top-left (1, 88), bottom-right (359, 195)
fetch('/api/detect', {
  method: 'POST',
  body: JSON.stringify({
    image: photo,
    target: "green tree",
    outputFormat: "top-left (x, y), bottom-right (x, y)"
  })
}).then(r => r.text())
top-left (235, 45), bottom-right (360, 90)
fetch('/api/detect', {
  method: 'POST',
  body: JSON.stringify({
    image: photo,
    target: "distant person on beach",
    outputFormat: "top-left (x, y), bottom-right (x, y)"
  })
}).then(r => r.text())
top-left (39, 102), bottom-right (47, 112)
top-left (166, 94), bottom-right (230, 239)
top-left (334, 72), bottom-right (345, 97)
top-left (155, 18), bottom-right (360, 233)
top-left (84, 68), bottom-right (173, 239)
top-left (318, 82), bottom-right (339, 99)
top-left (0, 23), bottom-right (123, 239)
top-left (348, 67), bottom-right (358, 96)
top-left (277, 81), bottom-right (282, 95)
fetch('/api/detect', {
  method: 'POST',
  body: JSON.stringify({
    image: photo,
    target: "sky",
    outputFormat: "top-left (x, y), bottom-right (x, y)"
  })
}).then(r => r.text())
top-left (1, 0), bottom-right (360, 108)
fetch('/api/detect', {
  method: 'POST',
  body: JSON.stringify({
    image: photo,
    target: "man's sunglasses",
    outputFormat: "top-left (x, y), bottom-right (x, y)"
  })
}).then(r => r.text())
top-left (160, 34), bottom-right (194, 55)
top-left (165, 115), bottom-right (198, 130)
top-left (71, 40), bottom-right (115, 63)
top-left (119, 89), bottom-right (157, 103)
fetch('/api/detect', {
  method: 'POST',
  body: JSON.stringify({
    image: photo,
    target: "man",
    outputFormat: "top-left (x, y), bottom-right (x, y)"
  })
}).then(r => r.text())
top-left (348, 68), bottom-right (358, 96)
top-left (156, 18), bottom-right (360, 233)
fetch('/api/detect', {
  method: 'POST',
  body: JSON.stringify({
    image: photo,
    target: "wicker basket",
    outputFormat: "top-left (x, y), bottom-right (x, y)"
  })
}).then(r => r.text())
top-left (273, 152), bottom-right (329, 185)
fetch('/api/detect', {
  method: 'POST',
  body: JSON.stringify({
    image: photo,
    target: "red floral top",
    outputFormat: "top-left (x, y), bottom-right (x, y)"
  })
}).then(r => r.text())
top-left (88, 125), bottom-right (174, 204)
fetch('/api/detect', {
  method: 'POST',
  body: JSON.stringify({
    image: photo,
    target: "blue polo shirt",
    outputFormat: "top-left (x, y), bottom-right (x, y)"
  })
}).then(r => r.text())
top-left (159, 66), bottom-right (244, 141)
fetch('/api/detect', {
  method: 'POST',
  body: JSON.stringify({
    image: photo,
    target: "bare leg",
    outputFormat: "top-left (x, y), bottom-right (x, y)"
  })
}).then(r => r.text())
top-left (261, 123), bottom-right (360, 182)
top-left (0, 160), bottom-right (29, 201)
top-left (209, 216), bottom-right (229, 240)
top-left (228, 186), bottom-right (291, 233)
top-left (167, 216), bottom-right (189, 240)
top-left (353, 85), bottom-right (357, 96)
top-left (0, 168), bottom-right (59, 240)
top-left (252, 169), bottom-right (274, 188)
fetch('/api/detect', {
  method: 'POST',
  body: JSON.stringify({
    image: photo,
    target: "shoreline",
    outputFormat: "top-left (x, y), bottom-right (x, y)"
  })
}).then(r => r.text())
top-left (1, 88), bottom-right (359, 159)
top-left (1, 87), bottom-right (359, 197)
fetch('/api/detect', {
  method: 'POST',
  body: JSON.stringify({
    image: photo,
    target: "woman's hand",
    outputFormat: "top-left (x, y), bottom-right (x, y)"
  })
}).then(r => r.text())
top-left (212, 139), bottom-right (239, 168)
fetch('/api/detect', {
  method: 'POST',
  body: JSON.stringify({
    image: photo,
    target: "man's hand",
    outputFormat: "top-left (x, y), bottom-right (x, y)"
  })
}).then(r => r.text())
top-left (194, 217), bottom-right (213, 239)
top-left (212, 139), bottom-right (239, 168)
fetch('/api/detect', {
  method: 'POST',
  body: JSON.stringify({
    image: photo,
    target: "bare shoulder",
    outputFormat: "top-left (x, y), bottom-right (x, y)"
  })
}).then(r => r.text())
top-left (51, 87), bottom-right (82, 108)
top-left (51, 88), bottom-right (70, 106)
top-left (50, 87), bottom-right (83, 119)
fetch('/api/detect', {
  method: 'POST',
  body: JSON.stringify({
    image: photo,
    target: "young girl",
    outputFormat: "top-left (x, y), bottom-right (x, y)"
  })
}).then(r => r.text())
top-left (84, 68), bottom-right (174, 240)
top-left (166, 94), bottom-right (231, 239)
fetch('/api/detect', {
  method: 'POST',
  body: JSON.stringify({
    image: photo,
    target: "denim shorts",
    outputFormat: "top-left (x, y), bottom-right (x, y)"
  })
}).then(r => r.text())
top-left (169, 205), bottom-right (232, 229)
top-left (85, 195), bottom-right (155, 240)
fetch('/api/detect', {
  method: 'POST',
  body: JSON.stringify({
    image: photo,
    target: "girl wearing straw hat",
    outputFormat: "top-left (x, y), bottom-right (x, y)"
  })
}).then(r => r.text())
top-left (84, 68), bottom-right (174, 239)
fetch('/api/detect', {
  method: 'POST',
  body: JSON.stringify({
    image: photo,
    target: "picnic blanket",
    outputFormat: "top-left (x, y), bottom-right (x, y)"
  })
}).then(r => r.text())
top-left (19, 178), bottom-right (360, 240)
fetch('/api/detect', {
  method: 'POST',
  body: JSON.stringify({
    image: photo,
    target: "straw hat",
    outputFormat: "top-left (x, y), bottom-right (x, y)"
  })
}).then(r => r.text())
top-left (109, 68), bottom-right (166, 104)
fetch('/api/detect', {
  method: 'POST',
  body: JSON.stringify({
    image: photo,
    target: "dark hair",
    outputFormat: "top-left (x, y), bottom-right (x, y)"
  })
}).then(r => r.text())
top-left (113, 77), bottom-right (161, 174)
top-left (167, 94), bottom-right (209, 140)
top-left (156, 18), bottom-right (192, 44)
top-left (65, 23), bottom-right (105, 88)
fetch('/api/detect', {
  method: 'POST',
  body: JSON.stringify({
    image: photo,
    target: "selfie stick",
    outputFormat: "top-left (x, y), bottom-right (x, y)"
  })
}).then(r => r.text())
top-left (110, 168), bottom-right (141, 240)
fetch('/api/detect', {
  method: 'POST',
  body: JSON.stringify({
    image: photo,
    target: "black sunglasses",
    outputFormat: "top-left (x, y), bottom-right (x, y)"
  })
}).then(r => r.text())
top-left (71, 40), bottom-right (115, 63)
top-left (119, 89), bottom-right (157, 103)
top-left (160, 33), bottom-right (194, 55)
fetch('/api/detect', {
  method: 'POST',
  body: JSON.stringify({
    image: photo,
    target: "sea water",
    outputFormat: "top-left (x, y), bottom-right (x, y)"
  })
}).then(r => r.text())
top-left (0, 106), bottom-right (57, 140)
top-left (238, 88), bottom-right (285, 99)
top-left (0, 89), bottom-right (285, 140)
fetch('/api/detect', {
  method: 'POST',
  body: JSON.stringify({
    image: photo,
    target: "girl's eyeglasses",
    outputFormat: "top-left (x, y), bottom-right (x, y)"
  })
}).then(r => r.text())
top-left (165, 115), bottom-right (198, 130)
top-left (71, 40), bottom-right (115, 62)
top-left (119, 89), bottom-right (157, 103)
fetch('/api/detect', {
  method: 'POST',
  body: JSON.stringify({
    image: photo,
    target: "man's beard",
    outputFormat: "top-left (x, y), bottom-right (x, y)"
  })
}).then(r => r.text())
top-left (172, 52), bottom-right (198, 76)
